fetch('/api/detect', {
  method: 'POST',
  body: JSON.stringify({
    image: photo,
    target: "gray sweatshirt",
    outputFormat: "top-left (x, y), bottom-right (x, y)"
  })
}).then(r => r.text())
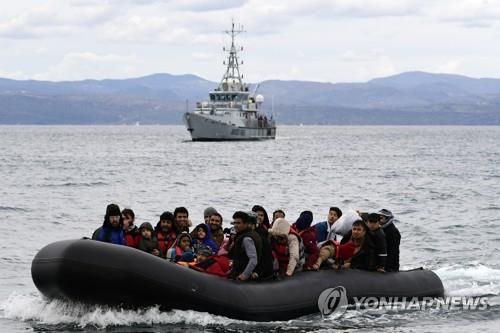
top-left (241, 237), bottom-right (258, 279)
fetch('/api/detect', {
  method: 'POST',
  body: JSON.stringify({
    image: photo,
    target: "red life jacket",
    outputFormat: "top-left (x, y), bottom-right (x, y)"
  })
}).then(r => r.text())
top-left (156, 230), bottom-right (177, 256)
top-left (190, 256), bottom-right (230, 277)
top-left (272, 229), bottom-right (303, 272)
top-left (124, 232), bottom-right (140, 248)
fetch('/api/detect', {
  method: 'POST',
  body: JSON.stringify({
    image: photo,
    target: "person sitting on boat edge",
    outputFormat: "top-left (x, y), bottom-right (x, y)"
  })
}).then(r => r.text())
top-left (252, 205), bottom-right (271, 230)
top-left (292, 211), bottom-right (319, 271)
top-left (165, 232), bottom-right (195, 263)
top-left (248, 211), bottom-right (275, 281)
top-left (269, 218), bottom-right (305, 277)
top-left (191, 223), bottom-right (219, 254)
top-left (203, 207), bottom-right (218, 225)
top-left (137, 222), bottom-right (160, 256)
top-left (315, 207), bottom-right (343, 243)
top-left (378, 209), bottom-right (401, 272)
top-left (365, 213), bottom-right (387, 273)
top-left (173, 207), bottom-right (191, 233)
top-left (155, 211), bottom-right (177, 258)
top-left (228, 211), bottom-right (262, 281)
top-left (188, 244), bottom-right (231, 277)
top-left (122, 208), bottom-right (140, 248)
top-left (92, 204), bottom-right (127, 245)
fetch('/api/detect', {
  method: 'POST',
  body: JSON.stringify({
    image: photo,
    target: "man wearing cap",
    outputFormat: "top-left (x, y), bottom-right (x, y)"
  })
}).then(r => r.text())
top-left (92, 204), bottom-right (127, 245)
top-left (204, 207), bottom-right (218, 224)
top-left (228, 211), bottom-right (262, 281)
top-left (365, 213), bottom-right (387, 273)
top-left (378, 209), bottom-right (401, 272)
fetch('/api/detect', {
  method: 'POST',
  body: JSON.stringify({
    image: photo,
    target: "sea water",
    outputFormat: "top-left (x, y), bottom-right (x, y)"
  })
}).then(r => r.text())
top-left (0, 125), bottom-right (499, 332)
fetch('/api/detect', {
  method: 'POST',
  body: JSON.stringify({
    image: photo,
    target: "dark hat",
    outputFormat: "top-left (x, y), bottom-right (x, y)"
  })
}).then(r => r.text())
top-left (366, 213), bottom-right (380, 223)
top-left (159, 211), bottom-right (174, 221)
top-left (247, 211), bottom-right (258, 225)
top-left (377, 209), bottom-right (393, 218)
top-left (196, 244), bottom-right (213, 256)
top-left (295, 211), bottom-right (313, 231)
top-left (139, 222), bottom-right (154, 232)
top-left (106, 204), bottom-right (121, 216)
top-left (203, 207), bottom-right (218, 217)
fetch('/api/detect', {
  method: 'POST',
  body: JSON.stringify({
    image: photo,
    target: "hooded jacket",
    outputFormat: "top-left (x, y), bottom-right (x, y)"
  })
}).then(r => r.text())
top-left (381, 218), bottom-right (401, 271)
top-left (191, 223), bottom-right (219, 254)
top-left (166, 232), bottom-right (194, 263)
top-left (270, 218), bottom-right (304, 275)
top-left (137, 222), bottom-right (159, 254)
top-left (92, 212), bottom-right (126, 246)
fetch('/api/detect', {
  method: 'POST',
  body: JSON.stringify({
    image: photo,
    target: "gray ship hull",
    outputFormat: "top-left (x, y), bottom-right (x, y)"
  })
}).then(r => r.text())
top-left (184, 113), bottom-right (276, 141)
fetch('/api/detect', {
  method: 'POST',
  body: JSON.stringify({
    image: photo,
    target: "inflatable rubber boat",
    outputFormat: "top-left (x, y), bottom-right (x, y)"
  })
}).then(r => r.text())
top-left (31, 239), bottom-right (444, 321)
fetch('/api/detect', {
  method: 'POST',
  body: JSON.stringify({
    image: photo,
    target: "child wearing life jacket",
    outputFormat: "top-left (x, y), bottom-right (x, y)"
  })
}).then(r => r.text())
top-left (137, 222), bottom-right (160, 256)
top-left (191, 223), bottom-right (219, 254)
top-left (269, 218), bottom-right (305, 277)
top-left (166, 232), bottom-right (195, 263)
top-left (188, 244), bottom-right (231, 277)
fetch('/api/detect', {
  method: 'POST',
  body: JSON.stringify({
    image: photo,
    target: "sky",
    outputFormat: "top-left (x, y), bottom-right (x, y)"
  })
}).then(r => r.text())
top-left (1, 0), bottom-right (500, 83)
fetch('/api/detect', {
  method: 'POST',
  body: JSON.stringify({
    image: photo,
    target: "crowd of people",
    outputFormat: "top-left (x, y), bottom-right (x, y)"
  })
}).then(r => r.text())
top-left (91, 204), bottom-right (401, 281)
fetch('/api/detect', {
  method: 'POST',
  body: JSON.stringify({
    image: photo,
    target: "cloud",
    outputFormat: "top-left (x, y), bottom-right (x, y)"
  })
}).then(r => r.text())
top-left (172, 0), bottom-right (249, 12)
top-left (101, 15), bottom-right (191, 43)
top-left (35, 52), bottom-right (142, 81)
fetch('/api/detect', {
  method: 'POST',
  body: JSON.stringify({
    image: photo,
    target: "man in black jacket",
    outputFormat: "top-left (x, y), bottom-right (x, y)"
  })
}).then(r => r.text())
top-left (366, 213), bottom-right (387, 272)
top-left (228, 211), bottom-right (263, 281)
top-left (378, 209), bottom-right (401, 272)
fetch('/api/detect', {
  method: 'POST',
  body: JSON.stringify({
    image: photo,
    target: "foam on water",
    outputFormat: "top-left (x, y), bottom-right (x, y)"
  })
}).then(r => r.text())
top-left (435, 264), bottom-right (500, 297)
top-left (0, 292), bottom-right (242, 329)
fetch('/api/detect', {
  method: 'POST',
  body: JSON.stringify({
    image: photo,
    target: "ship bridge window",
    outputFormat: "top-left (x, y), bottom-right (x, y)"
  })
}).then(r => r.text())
top-left (210, 94), bottom-right (215, 101)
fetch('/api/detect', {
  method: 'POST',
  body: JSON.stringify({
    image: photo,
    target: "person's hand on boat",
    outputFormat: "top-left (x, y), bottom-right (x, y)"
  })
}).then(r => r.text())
top-left (377, 267), bottom-right (386, 273)
top-left (237, 274), bottom-right (249, 281)
top-left (152, 249), bottom-right (160, 256)
top-left (251, 272), bottom-right (259, 280)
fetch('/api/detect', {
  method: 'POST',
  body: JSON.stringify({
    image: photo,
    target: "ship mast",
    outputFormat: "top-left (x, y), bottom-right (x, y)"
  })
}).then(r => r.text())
top-left (219, 20), bottom-right (245, 92)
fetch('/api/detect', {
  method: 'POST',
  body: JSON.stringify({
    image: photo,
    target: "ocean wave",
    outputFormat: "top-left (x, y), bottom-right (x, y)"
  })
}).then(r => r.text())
top-left (435, 264), bottom-right (500, 297)
top-left (0, 206), bottom-right (30, 212)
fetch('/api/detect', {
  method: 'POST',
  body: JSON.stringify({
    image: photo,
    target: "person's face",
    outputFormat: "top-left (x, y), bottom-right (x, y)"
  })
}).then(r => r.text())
top-left (351, 224), bottom-right (366, 240)
top-left (232, 218), bottom-right (247, 233)
top-left (176, 213), bottom-right (189, 227)
top-left (209, 215), bottom-right (222, 231)
top-left (327, 210), bottom-right (339, 224)
top-left (122, 214), bottom-right (133, 229)
top-left (274, 234), bottom-right (288, 244)
top-left (109, 215), bottom-right (121, 228)
top-left (179, 237), bottom-right (191, 250)
top-left (256, 211), bottom-right (265, 224)
top-left (273, 211), bottom-right (285, 221)
top-left (379, 215), bottom-right (387, 225)
top-left (160, 219), bottom-right (172, 231)
top-left (367, 220), bottom-right (379, 231)
top-left (196, 254), bottom-right (208, 263)
top-left (197, 227), bottom-right (206, 240)
top-left (141, 229), bottom-right (152, 239)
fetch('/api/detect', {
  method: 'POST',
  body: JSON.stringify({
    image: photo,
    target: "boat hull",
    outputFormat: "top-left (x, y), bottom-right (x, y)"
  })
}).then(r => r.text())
top-left (184, 112), bottom-right (276, 141)
top-left (32, 239), bottom-right (444, 322)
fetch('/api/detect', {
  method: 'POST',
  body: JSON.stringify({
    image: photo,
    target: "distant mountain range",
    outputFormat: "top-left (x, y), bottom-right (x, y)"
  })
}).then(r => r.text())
top-left (1, 71), bottom-right (499, 125)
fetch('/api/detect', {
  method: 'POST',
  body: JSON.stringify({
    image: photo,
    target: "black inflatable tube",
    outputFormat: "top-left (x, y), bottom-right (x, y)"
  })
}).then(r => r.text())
top-left (31, 239), bottom-right (444, 321)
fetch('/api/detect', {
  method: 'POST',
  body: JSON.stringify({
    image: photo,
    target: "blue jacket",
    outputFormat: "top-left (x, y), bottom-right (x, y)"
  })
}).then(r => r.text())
top-left (192, 223), bottom-right (219, 254)
top-left (95, 226), bottom-right (127, 245)
top-left (315, 221), bottom-right (330, 243)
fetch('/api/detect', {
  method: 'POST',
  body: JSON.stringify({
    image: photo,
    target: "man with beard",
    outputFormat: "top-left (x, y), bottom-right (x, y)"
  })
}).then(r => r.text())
top-left (122, 208), bottom-right (140, 248)
top-left (92, 204), bottom-right (127, 245)
top-left (155, 211), bottom-right (177, 258)
top-left (378, 209), bottom-right (401, 272)
top-left (208, 212), bottom-right (225, 249)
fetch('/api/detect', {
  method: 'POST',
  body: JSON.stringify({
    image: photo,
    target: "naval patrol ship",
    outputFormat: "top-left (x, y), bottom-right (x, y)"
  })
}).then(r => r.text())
top-left (183, 22), bottom-right (276, 141)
